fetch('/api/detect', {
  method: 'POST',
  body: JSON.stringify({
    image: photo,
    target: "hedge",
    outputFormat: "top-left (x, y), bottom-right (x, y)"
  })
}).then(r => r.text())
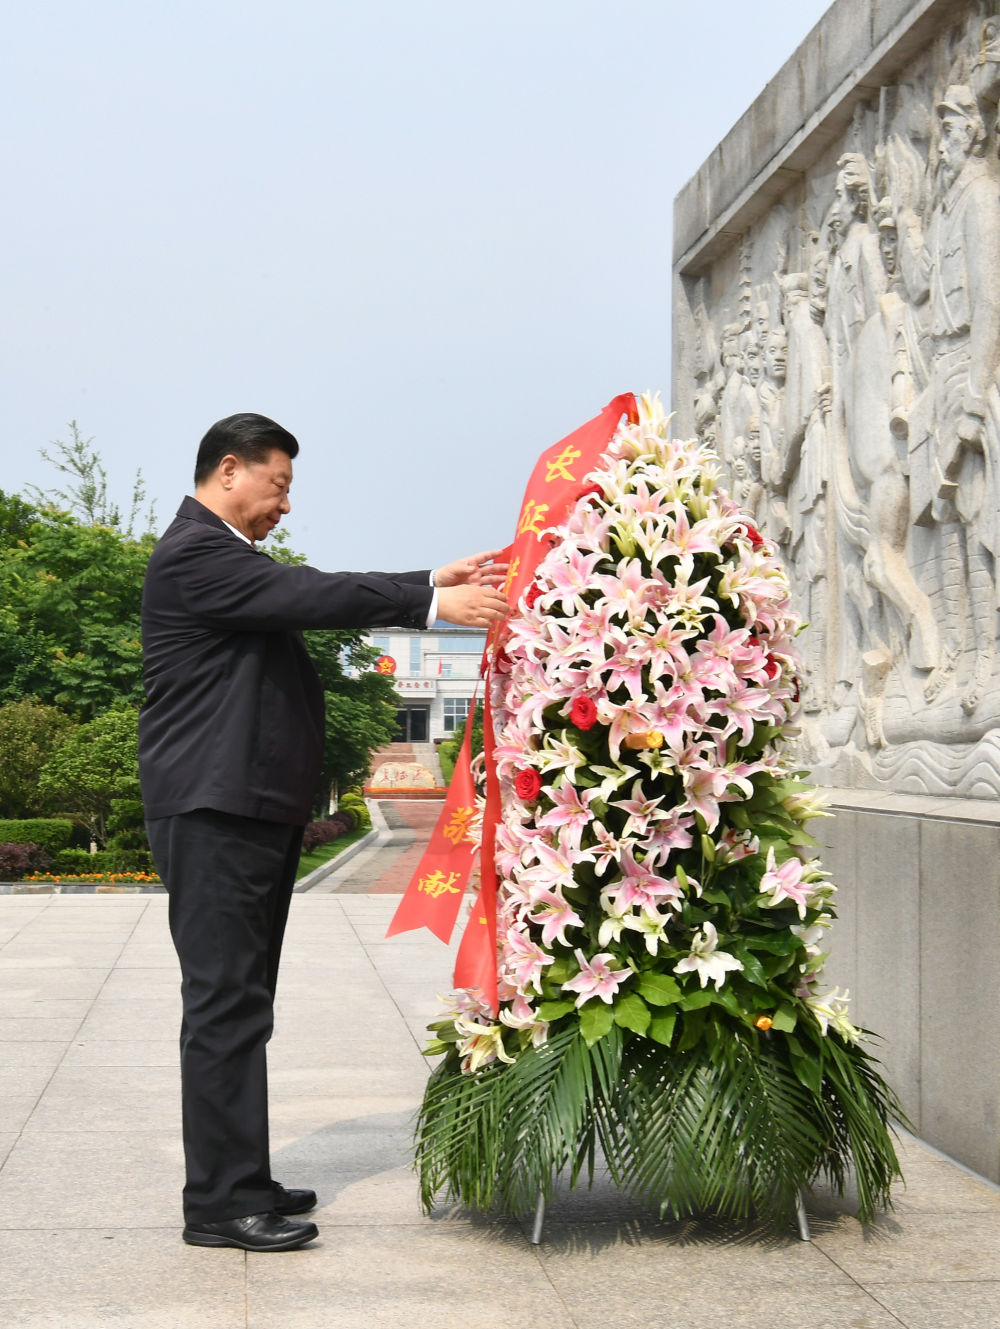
top-left (53, 848), bottom-right (156, 875)
top-left (0, 820), bottom-right (74, 855)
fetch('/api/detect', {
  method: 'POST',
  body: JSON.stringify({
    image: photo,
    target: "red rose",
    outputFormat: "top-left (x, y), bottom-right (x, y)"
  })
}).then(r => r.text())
top-left (742, 522), bottom-right (766, 550)
top-left (514, 768), bottom-right (543, 801)
top-left (764, 655), bottom-right (780, 680)
top-left (569, 694), bottom-right (598, 730)
top-left (525, 583), bottom-right (543, 609)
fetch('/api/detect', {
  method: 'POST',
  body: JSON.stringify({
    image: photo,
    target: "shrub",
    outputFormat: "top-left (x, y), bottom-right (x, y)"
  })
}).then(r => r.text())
top-left (301, 813), bottom-right (361, 852)
top-left (302, 820), bottom-right (339, 853)
top-left (339, 794), bottom-right (371, 829)
top-left (54, 848), bottom-right (100, 873)
top-left (0, 842), bottom-right (51, 881)
top-left (107, 848), bottom-right (156, 874)
top-left (0, 819), bottom-right (75, 855)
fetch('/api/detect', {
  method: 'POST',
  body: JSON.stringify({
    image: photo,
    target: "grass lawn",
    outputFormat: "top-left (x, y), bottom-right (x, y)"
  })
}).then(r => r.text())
top-left (295, 823), bottom-right (371, 880)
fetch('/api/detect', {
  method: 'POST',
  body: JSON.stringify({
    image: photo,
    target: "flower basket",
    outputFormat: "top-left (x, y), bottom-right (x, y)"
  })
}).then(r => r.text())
top-left (414, 395), bottom-right (903, 1228)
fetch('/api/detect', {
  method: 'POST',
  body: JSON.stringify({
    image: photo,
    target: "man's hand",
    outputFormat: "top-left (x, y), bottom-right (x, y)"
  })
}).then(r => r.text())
top-left (437, 584), bottom-right (509, 627)
top-left (434, 549), bottom-right (509, 589)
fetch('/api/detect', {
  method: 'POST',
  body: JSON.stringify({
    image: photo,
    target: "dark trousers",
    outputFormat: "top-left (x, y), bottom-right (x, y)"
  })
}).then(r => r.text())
top-left (146, 809), bottom-right (304, 1224)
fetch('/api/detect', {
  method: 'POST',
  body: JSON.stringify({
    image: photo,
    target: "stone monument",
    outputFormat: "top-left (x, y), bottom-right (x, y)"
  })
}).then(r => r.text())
top-left (673, 0), bottom-right (1000, 1181)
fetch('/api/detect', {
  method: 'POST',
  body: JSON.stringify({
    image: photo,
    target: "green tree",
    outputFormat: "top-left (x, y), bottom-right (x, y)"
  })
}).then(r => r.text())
top-left (0, 698), bottom-right (76, 818)
top-left (0, 509), bottom-right (153, 715)
top-left (37, 704), bottom-right (141, 847)
top-left (0, 491), bottom-right (38, 549)
top-left (26, 421), bottom-right (156, 537)
top-left (304, 631), bottom-right (400, 808)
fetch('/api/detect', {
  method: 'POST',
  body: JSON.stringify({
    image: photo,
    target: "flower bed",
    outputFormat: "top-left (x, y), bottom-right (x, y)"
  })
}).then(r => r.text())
top-left (24, 871), bottom-right (161, 885)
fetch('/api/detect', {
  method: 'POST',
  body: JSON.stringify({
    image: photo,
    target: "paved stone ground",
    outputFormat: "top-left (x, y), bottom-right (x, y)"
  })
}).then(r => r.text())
top-left (310, 800), bottom-right (445, 895)
top-left (2, 818), bottom-right (1000, 1327)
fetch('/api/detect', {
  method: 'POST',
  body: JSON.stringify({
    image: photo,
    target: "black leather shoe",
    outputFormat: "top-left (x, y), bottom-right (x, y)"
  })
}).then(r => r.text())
top-left (273, 1182), bottom-right (317, 1215)
top-left (183, 1211), bottom-right (319, 1251)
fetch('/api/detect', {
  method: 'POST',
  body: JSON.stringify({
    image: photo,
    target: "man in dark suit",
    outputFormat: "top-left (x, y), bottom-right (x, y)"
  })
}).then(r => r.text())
top-left (139, 412), bottom-right (508, 1251)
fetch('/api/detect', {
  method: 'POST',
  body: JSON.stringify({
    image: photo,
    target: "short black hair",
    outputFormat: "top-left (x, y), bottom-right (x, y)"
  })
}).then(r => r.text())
top-left (194, 413), bottom-right (299, 485)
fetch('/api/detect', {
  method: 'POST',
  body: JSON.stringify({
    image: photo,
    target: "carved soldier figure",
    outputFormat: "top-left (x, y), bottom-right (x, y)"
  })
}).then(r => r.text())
top-left (776, 269), bottom-right (832, 710)
top-left (758, 325), bottom-right (790, 544)
top-left (719, 321), bottom-right (751, 448)
top-left (896, 85), bottom-right (1000, 713)
top-left (845, 195), bottom-right (939, 744)
top-left (825, 153), bottom-right (888, 701)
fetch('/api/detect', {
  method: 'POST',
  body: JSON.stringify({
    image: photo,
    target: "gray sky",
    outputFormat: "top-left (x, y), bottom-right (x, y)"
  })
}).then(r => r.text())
top-left (4, 0), bottom-right (831, 571)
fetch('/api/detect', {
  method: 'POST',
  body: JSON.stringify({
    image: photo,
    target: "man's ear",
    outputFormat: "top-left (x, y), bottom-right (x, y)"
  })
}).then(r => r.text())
top-left (218, 454), bottom-right (240, 489)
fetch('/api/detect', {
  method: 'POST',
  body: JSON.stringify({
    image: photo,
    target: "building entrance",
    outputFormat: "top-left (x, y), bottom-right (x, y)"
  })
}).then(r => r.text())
top-left (395, 706), bottom-right (429, 743)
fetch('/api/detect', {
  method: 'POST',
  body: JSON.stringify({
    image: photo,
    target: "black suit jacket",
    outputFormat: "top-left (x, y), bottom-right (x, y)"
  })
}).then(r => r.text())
top-left (138, 496), bottom-right (434, 825)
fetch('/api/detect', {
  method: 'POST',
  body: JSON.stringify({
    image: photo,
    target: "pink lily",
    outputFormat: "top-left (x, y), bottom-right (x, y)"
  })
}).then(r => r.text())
top-left (563, 949), bottom-right (633, 1007)
top-left (501, 928), bottom-right (555, 994)
top-left (758, 847), bottom-right (814, 919)
top-left (527, 888), bottom-right (585, 947)
top-left (536, 782), bottom-right (595, 853)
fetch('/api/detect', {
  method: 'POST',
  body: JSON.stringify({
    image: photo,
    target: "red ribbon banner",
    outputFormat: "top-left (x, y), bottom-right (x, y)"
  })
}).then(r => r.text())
top-left (385, 394), bottom-right (639, 1012)
top-left (385, 693), bottom-right (480, 942)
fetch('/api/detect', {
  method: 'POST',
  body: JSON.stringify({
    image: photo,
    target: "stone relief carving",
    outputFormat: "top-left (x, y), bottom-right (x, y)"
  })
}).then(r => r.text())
top-left (679, 5), bottom-right (1000, 797)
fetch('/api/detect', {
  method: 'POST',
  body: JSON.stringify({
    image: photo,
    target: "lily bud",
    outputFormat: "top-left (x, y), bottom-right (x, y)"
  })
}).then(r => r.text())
top-left (623, 731), bottom-right (664, 750)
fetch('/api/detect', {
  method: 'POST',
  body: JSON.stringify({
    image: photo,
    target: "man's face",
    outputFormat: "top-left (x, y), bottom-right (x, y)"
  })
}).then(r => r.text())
top-left (878, 226), bottom-right (898, 275)
top-left (940, 113), bottom-right (973, 177)
top-left (764, 330), bottom-right (787, 383)
top-left (829, 177), bottom-right (856, 235)
top-left (742, 339), bottom-right (762, 386)
top-left (227, 448), bottom-right (293, 542)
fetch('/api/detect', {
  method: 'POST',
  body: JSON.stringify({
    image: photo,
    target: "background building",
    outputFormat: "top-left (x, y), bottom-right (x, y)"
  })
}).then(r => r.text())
top-left (366, 628), bottom-right (486, 744)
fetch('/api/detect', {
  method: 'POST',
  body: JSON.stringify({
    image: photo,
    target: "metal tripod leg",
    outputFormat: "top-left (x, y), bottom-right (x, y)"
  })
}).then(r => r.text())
top-left (795, 1189), bottom-right (811, 1241)
top-left (530, 1190), bottom-right (546, 1244)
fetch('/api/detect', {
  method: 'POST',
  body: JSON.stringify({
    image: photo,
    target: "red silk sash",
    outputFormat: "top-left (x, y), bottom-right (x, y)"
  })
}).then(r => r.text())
top-left (385, 393), bottom-right (638, 1012)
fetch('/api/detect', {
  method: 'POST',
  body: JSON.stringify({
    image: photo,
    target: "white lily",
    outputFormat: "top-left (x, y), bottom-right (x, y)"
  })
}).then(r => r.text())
top-left (674, 921), bottom-right (743, 990)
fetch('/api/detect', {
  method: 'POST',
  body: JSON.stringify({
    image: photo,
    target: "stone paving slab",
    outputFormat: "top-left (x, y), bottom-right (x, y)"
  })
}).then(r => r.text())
top-left (2, 888), bottom-right (1000, 1328)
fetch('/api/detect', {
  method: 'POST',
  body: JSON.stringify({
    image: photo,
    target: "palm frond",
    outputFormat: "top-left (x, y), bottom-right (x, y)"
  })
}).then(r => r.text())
top-left (415, 1025), bottom-right (904, 1228)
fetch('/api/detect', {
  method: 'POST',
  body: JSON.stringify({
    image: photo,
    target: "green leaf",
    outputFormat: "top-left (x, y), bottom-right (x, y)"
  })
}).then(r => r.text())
top-left (788, 1044), bottom-right (823, 1094)
top-left (647, 1011), bottom-right (676, 1046)
top-left (747, 931), bottom-right (802, 956)
top-left (712, 986), bottom-right (743, 1017)
top-left (676, 1009), bottom-right (706, 1051)
top-left (732, 948), bottom-right (768, 989)
top-left (787, 827), bottom-right (819, 847)
top-left (537, 999), bottom-right (575, 1021)
top-left (613, 992), bottom-right (651, 1036)
top-left (547, 957), bottom-right (573, 983)
top-left (771, 1004), bottom-right (798, 1033)
top-left (579, 1001), bottom-right (614, 1046)
top-left (637, 972), bottom-right (681, 1006)
top-left (680, 987), bottom-right (714, 1011)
